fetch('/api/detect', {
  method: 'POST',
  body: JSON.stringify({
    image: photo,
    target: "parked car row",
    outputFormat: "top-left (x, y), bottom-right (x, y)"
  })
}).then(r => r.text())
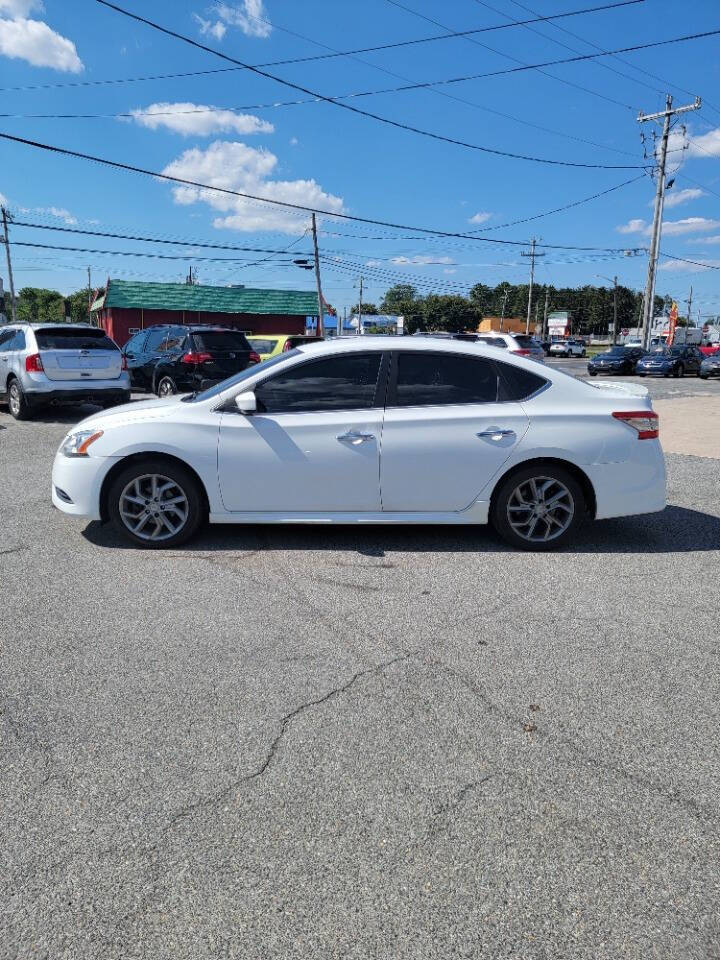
top-left (587, 344), bottom-right (709, 379)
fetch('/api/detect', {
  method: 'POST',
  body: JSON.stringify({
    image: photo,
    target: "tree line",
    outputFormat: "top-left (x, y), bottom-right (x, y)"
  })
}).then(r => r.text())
top-left (2, 287), bottom-right (99, 325)
top-left (354, 282), bottom-right (671, 336)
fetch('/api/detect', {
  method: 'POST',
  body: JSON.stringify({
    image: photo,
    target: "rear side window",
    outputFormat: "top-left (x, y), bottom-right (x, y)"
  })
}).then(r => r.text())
top-left (34, 328), bottom-right (119, 351)
top-left (393, 353), bottom-right (498, 406)
top-left (497, 362), bottom-right (548, 401)
top-left (513, 335), bottom-right (535, 348)
top-left (478, 336), bottom-right (506, 348)
top-left (191, 330), bottom-right (250, 352)
top-left (287, 336), bottom-right (321, 348)
top-left (0, 328), bottom-right (16, 351)
top-left (248, 338), bottom-right (277, 354)
top-left (256, 352), bottom-right (382, 413)
top-left (10, 330), bottom-right (26, 350)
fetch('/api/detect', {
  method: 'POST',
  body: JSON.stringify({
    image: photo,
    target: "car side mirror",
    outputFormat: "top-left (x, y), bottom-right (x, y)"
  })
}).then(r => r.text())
top-left (234, 390), bottom-right (257, 414)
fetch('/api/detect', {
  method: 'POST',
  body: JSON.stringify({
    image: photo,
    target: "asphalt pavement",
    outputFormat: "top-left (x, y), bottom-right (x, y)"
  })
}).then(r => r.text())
top-left (1, 384), bottom-right (719, 960)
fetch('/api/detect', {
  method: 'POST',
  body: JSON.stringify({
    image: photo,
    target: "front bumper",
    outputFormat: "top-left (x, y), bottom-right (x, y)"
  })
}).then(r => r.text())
top-left (588, 365), bottom-right (625, 375)
top-left (636, 366), bottom-right (670, 376)
top-left (700, 365), bottom-right (720, 378)
top-left (51, 451), bottom-right (117, 520)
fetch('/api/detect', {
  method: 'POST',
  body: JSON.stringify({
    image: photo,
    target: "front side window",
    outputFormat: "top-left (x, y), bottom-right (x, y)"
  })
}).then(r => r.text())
top-left (255, 352), bottom-right (382, 414)
top-left (393, 352), bottom-right (498, 407)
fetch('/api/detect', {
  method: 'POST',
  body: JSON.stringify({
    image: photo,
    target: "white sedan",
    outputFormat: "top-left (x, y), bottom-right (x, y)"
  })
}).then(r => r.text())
top-left (51, 337), bottom-right (666, 551)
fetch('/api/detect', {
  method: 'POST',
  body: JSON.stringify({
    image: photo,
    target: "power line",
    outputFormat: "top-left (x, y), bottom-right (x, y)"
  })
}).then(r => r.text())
top-left (0, 130), bottom-right (649, 253)
top-left (660, 251), bottom-right (720, 272)
top-left (93, 0), bottom-right (677, 170)
top-left (7, 240), bottom-right (304, 264)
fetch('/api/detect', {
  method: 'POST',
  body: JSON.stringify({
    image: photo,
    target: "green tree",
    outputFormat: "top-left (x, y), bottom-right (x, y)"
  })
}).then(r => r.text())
top-left (16, 287), bottom-right (64, 324)
top-left (421, 294), bottom-right (480, 333)
top-left (351, 302), bottom-right (378, 315)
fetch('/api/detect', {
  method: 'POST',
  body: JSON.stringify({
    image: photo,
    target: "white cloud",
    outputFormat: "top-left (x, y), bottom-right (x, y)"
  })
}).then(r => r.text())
top-left (0, 0), bottom-right (42, 14)
top-left (686, 127), bottom-right (720, 159)
top-left (443, 268), bottom-right (457, 274)
top-left (34, 205), bottom-right (77, 225)
top-left (160, 140), bottom-right (344, 234)
top-left (365, 259), bottom-right (382, 267)
top-left (290, 137), bottom-right (299, 146)
top-left (390, 255), bottom-right (455, 265)
top-left (663, 217), bottom-right (720, 236)
top-left (688, 235), bottom-right (720, 245)
top-left (193, 14), bottom-right (226, 41)
top-left (0, 191), bottom-right (8, 206)
top-left (616, 216), bottom-right (720, 238)
top-left (617, 218), bottom-right (647, 235)
top-left (0, 16), bottom-right (83, 72)
top-left (130, 102), bottom-right (273, 137)
top-left (468, 211), bottom-right (492, 225)
top-left (660, 187), bottom-right (704, 209)
top-left (215, 0), bottom-right (271, 38)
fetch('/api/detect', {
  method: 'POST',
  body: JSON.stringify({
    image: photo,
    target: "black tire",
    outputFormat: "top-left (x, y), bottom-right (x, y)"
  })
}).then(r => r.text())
top-left (700, 375), bottom-right (709, 380)
top-left (588, 371), bottom-right (597, 377)
top-left (7, 378), bottom-right (32, 421)
top-left (490, 463), bottom-right (586, 552)
top-left (674, 364), bottom-right (684, 378)
top-left (580, 350), bottom-right (586, 358)
top-left (107, 458), bottom-right (205, 548)
top-left (101, 392), bottom-right (131, 409)
top-left (155, 375), bottom-right (177, 398)
top-left (638, 373), bottom-right (646, 377)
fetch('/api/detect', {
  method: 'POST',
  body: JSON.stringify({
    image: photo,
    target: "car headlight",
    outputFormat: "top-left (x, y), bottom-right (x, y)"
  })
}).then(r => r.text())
top-left (61, 429), bottom-right (104, 457)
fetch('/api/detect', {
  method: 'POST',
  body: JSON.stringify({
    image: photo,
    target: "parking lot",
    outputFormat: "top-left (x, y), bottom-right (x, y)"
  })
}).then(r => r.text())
top-left (2, 373), bottom-right (719, 959)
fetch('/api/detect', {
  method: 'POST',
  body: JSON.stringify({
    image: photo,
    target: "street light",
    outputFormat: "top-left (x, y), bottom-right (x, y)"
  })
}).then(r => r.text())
top-left (597, 273), bottom-right (618, 345)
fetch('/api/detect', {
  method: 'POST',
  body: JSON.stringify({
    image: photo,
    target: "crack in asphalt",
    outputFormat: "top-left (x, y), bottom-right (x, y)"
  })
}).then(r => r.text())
top-left (161, 651), bottom-right (416, 834)
top-left (431, 776), bottom-right (493, 818)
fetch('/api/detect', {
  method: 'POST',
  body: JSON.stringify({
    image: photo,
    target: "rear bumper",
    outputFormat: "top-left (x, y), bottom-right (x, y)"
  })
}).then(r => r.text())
top-left (587, 440), bottom-right (666, 520)
top-left (26, 387), bottom-right (131, 408)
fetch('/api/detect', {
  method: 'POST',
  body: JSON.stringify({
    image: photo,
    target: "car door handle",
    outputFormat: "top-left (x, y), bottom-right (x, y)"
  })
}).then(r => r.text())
top-left (477, 428), bottom-right (516, 440)
top-left (337, 430), bottom-right (375, 445)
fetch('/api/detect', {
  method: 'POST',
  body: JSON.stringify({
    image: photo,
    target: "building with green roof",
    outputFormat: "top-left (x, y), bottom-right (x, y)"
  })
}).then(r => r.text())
top-left (91, 279), bottom-right (327, 346)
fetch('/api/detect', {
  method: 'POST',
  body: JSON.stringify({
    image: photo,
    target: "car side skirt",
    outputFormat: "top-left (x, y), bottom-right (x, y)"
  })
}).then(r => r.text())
top-left (209, 499), bottom-right (491, 525)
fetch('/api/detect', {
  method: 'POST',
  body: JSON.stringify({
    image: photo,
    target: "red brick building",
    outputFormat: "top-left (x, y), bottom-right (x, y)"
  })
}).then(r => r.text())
top-left (91, 279), bottom-right (324, 346)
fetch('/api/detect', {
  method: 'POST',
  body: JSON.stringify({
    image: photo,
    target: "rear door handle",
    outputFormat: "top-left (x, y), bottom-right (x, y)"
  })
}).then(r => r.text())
top-left (477, 428), bottom-right (516, 440)
top-left (337, 430), bottom-right (375, 445)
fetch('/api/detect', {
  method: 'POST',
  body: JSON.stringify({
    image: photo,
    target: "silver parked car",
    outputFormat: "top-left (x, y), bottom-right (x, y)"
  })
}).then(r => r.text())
top-left (476, 333), bottom-right (546, 363)
top-left (0, 323), bottom-right (130, 420)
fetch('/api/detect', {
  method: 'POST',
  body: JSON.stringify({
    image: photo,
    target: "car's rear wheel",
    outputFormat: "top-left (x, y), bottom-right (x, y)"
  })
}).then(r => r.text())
top-left (156, 376), bottom-right (177, 398)
top-left (108, 459), bottom-right (204, 548)
top-left (588, 370), bottom-right (597, 376)
top-left (7, 378), bottom-right (32, 421)
top-left (491, 465), bottom-right (585, 552)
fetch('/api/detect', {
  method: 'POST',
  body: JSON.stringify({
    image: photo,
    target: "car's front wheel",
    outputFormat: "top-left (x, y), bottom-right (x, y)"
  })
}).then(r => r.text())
top-left (491, 465), bottom-right (585, 551)
top-left (7, 378), bottom-right (32, 421)
top-left (674, 364), bottom-right (684, 378)
top-left (107, 459), bottom-right (205, 548)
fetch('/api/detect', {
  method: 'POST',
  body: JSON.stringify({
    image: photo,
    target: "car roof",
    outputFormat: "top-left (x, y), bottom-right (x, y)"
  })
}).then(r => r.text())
top-left (16, 322), bottom-right (100, 330)
top-left (295, 335), bottom-right (519, 358)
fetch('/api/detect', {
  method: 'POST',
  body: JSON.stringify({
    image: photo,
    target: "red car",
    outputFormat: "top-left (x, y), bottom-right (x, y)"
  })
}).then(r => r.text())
top-left (700, 344), bottom-right (720, 357)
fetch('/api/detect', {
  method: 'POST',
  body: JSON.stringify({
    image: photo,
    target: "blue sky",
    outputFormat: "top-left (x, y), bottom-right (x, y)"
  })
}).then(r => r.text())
top-left (1, 0), bottom-right (720, 320)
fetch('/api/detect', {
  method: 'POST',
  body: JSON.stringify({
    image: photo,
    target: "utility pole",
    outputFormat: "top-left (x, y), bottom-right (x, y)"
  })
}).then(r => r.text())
top-left (500, 285), bottom-right (509, 332)
top-left (311, 213), bottom-right (324, 338)
top-left (534, 296), bottom-right (540, 333)
top-left (357, 275), bottom-right (363, 336)
top-left (686, 285), bottom-right (693, 327)
top-left (1, 206), bottom-right (18, 323)
top-left (543, 287), bottom-right (550, 339)
top-left (87, 266), bottom-right (93, 324)
top-left (638, 94), bottom-right (701, 349)
top-left (611, 276), bottom-right (618, 344)
top-left (521, 237), bottom-right (545, 335)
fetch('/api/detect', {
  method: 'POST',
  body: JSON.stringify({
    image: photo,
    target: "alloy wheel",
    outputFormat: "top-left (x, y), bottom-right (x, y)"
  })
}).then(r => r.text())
top-left (9, 382), bottom-right (20, 417)
top-left (118, 474), bottom-right (189, 542)
top-left (157, 377), bottom-right (176, 397)
top-left (506, 475), bottom-right (575, 543)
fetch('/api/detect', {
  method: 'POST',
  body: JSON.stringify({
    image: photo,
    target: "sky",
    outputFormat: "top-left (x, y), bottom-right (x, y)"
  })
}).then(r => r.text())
top-left (1, 0), bottom-right (720, 321)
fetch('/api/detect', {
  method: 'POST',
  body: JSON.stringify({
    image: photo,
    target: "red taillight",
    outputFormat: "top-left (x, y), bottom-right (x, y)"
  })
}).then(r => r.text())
top-left (25, 353), bottom-right (44, 372)
top-left (612, 410), bottom-right (659, 440)
top-left (248, 350), bottom-right (261, 364)
top-left (282, 340), bottom-right (293, 352)
top-left (511, 348), bottom-right (531, 357)
top-left (181, 351), bottom-right (213, 364)
top-left (121, 354), bottom-right (128, 371)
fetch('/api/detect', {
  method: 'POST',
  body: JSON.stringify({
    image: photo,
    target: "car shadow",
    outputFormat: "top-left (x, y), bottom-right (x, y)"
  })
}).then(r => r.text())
top-left (81, 505), bottom-right (720, 556)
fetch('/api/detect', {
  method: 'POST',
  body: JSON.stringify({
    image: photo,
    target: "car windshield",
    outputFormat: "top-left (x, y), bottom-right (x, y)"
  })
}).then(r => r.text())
top-left (513, 335), bottom-right (536, 347)
top-left (34, 328), bottom-right (119, 351)
top-left (604, 347), bottom-right (629, 356)
top-left (190, 330), bottom-right (250, 352)
top-left (652, 347), bottom-right (682, 357)
top-left (182, 348), bottom-right (300, 402)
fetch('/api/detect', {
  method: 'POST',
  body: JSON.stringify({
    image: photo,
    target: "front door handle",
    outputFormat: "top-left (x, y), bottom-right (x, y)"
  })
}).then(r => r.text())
top-left (337, 430), bottom-right (375, 445)
top-left (477, 428), bottom-right (516, 440)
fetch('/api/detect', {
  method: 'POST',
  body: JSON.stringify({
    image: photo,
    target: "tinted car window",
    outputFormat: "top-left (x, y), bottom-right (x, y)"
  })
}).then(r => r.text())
top-left (513, 335), bottom-right (536, 348)
top-left (248, 338), bottom-right (277, 354)
top-left (497, 362), bottom-right (548, 401)
top-left (143, 329), bottom-right (169, 352)
top-left (0, 329), bottom-right (16, 351)
top-left (191, 330), bottom-right (251, 352)
top-left (10, 330), bottom-right (26, 350)
top-left (394, 353), bottom-right (498, 407)
top-left (477, 336), bottom-right (506, 348)
top-left (287, 336), bottom-right (323, 348)
top-left (34, 328), bottom-right (119, 351)
top-left (256, 352), bottom-right (382, 413)
top-left (124, 331), bottom-right (147, 353)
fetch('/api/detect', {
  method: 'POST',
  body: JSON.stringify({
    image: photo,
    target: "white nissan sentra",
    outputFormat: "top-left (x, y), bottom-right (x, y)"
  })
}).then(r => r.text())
top-left (51, 337), bottom-right (666, 551)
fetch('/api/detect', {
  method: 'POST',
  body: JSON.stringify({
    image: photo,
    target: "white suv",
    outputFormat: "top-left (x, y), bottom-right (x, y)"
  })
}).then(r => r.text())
top-left (475, 333), bottom-right (545, 363)
top-left (0, 323), bottom-right (130, 420)
top-left (549, 338), bottom-right (586, 358)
